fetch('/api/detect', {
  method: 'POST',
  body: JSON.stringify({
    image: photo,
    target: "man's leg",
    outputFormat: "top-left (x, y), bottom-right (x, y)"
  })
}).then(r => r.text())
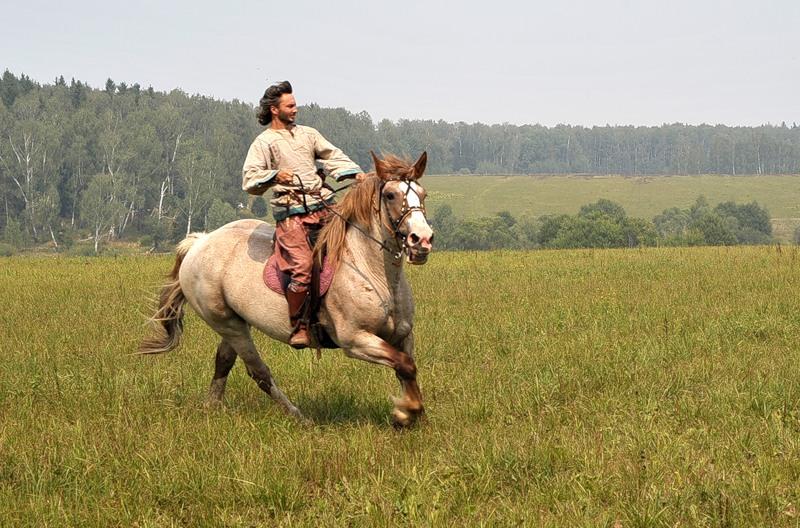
top-left (285, 283), bottom-right (310, 348)
top-left (275, 215), bottom-right (314, 348)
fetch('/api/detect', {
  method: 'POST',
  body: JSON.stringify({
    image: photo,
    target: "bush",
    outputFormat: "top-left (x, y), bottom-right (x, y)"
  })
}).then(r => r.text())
top-left (653, 207), bottom-right (690, 239)
top-left (623, 218), bottom-right (658, 247)
top-left (0, 242), bottom-right (16, 256)
top-left (430, 205), bottom-right (457, 249)
top-left (141, 216), bottom-right (175, 251)
top-left (238, 208), bottom-right (256, 220)
top-left (250, 196), bottom-right (269, 218)
top-left (579, 199), bottom-right (626, 222)
top-left (538, 215), bottom-right (573, 246)
top-left (207, 198), bottom-right (239, 230)
top-left (2, 218), bottom-right (28, 248)
top-left (551, 216), bottom-right (626, 249)
top-left (714, 200), bottom-right (772, 243)
top-left (692, 212), bottom-right (737, 246)
top-left (65, 242), bottom-right (99, 257)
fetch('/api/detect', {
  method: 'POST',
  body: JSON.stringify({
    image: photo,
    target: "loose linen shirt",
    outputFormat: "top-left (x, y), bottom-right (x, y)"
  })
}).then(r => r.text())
top-left (242, 125), bottom-right (361, 220)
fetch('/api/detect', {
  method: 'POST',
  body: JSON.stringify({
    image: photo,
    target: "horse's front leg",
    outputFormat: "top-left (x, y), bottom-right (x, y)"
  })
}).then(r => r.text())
top-left (341, 330), bottom-right (424, 427)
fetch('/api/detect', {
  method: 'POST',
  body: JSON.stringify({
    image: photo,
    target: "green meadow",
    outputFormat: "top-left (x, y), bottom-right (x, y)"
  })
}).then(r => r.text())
top-left (2, 247), bottom-right (800, 526)
top-left (423, 174), bottom-right (800, 241)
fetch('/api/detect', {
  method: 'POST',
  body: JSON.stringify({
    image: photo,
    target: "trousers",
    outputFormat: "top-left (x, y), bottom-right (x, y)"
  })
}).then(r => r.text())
top-left (274, 209), bottom-right (329, 291)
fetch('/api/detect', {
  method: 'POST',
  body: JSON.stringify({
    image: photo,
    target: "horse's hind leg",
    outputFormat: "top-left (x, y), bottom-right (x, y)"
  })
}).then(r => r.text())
top-left (206, 340), bottom-right (237, 406)
top-left (225, 333), bottom-right (305, 420)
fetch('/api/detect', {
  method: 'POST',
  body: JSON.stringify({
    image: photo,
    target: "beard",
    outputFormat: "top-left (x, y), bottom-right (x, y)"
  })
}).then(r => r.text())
top-left (277, 109), bottom-right (296, 126)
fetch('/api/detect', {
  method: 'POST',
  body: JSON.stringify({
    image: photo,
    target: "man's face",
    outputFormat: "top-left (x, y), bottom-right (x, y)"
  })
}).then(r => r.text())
top-left (272, 94), bottom-right (297, 125)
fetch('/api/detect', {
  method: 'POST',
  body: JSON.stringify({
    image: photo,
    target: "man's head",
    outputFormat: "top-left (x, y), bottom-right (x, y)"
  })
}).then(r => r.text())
top-left (257, 81), bottom-right (297, 127)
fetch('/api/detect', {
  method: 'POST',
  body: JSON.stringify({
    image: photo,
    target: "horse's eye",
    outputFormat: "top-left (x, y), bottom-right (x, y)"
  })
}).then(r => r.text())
top-left (385, 192), bottom-right (395, 200)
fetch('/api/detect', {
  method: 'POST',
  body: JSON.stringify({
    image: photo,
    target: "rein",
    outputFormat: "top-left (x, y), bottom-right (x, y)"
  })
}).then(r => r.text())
top-left (286, 178), bottom-right (403, 260)
top-left (330, 179), bottom-right (426, 262)
top-left (287, 175), bottom-right (426, 262)
top-left (321, 198), bottom-right (403, 260)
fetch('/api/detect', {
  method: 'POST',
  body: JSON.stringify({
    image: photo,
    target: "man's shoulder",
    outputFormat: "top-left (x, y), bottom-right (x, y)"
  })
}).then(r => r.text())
top-left (295, 125), bottom-right (320, 136)
top-left (254, 128), bottom-right (280, 142)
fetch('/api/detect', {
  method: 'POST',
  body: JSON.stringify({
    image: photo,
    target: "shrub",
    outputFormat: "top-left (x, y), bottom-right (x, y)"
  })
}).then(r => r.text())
top-left (207, 199), bottom-right (239, 230)
top-left (692, 212), bottom-right (737, 246)
top-left (0, 242), bottom-right (16, 256)
top-left (140, 235), bottom-right (154, 248)
top-left (2, 218), bottom-right (29, 248)
top-left (65, 242), bottom-right (99, 257)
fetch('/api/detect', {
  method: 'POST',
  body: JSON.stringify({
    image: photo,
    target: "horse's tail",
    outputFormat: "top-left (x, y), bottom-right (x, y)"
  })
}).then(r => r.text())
top-left (138, 233), bottom-right (205, 355)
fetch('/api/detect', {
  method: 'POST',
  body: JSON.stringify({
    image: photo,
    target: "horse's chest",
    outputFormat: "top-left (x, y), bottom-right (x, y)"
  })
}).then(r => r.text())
top-left (378, 295), bottom-right (412, 344)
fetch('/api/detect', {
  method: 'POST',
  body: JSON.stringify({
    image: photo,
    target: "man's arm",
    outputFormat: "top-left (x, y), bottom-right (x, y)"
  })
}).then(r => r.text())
top-left (311, 129), bottom-right (365, 182)
top-left (242, 138), bottom-right (281, 195)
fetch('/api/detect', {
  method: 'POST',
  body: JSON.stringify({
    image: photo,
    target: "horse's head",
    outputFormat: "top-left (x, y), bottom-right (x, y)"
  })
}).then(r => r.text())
top-left (371, 151), bottom-right (434, 265)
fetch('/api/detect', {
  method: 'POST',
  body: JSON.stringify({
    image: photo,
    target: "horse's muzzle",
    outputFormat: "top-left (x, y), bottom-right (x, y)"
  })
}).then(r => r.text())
top-left (404, 229), bottom-right (433, 265)
top-left (406, 244), bottom-right (431, 265)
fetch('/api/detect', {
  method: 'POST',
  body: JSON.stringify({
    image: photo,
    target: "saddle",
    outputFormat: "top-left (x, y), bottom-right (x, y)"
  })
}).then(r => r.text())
top-left (262, 254), bottom-right (334, 297)
top-left (262, 228), bottom-right (339, 351)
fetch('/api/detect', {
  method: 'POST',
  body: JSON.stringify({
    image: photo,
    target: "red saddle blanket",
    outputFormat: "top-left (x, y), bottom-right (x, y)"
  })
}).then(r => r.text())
top-left (263, 253), bottom-right (335, 296)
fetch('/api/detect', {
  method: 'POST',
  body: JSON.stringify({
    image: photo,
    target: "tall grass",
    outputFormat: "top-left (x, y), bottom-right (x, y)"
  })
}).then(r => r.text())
top-left (1, 247), bottom-right (799, 526)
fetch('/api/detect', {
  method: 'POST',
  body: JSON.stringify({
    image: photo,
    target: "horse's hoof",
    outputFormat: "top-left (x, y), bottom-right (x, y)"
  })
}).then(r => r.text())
top-left (391, 408), bottom-right (414, 428)
top-left (204, 397), bottom-right (224, 409)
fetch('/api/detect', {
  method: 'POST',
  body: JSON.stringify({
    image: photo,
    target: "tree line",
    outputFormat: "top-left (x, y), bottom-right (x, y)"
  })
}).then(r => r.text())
top-left (0, 71), bottom-right (798, 254)
top-left (430, 197), bottom-right (775, 251)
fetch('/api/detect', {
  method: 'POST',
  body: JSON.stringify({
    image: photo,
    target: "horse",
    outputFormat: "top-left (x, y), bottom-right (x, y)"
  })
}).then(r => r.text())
top-left (139, 152), bottom-right (434, 427)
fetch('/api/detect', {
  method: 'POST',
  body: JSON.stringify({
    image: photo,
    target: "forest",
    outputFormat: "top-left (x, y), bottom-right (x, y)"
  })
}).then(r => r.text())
top-left (0, 71), bottom-right (798, 253)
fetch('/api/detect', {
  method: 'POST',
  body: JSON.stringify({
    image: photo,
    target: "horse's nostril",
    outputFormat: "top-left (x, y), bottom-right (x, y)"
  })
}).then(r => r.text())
top-left (429, 233), bottom-right (434, 244)
top-left (409, 233), bottom-right (420, 244)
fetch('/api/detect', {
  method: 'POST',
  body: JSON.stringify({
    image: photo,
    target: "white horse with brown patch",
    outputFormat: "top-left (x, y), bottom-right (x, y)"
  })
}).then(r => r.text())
top-left (140, 152), bottom-right (433, 427)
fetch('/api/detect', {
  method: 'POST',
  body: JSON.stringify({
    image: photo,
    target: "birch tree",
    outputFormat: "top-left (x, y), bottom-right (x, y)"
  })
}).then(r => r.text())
top-left (0, 92), bottom-right (59, 242)
top-left (80, 173), bottom-right (124, 253)
top-left (175, 141), bottom-right (217, 236)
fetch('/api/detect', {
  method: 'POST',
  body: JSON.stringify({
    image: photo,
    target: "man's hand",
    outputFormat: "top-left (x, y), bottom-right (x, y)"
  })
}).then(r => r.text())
top-left (275, 170), bottom-right (295, 185)
top-left (355, 172), bottom-right (368, 182)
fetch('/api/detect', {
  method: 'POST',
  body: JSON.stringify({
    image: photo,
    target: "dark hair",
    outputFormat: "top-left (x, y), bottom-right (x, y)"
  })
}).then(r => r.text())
top-left (256, 81), bottom-right (293, 126)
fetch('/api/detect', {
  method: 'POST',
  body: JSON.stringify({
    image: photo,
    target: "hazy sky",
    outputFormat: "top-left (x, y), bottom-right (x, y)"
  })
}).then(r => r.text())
top-left (3, 0), bottom-right (798, 126)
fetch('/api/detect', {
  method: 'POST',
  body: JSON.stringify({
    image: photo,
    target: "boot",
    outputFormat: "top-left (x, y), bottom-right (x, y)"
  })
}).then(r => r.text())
top-left (286, 288), bottom-right (310, 349)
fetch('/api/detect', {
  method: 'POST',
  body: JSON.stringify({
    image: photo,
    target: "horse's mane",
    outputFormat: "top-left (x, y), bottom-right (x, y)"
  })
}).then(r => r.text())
top-left (314, 155), bottom-right (416, 268)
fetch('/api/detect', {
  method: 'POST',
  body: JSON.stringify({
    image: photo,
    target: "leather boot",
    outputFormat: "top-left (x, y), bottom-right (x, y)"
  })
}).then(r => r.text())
top-left (286, 288), bottom-right (310, 349)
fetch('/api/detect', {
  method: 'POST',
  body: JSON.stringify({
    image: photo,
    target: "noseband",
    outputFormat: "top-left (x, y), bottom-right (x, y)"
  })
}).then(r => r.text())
top-left (320, 177), bottom-right (429, 263)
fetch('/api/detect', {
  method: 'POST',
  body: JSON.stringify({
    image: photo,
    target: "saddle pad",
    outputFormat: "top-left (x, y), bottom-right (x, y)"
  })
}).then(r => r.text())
top-left (263, 253), bottom-right (335, 296)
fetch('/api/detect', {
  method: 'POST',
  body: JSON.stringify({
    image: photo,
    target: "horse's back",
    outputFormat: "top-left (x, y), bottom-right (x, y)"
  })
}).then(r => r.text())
top-left (180, 219), bottom-right (289, 339)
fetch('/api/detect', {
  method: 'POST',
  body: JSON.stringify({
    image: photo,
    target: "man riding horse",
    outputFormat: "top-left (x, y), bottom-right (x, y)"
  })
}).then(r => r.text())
top-left (242, 81), bottom-right (366, 348)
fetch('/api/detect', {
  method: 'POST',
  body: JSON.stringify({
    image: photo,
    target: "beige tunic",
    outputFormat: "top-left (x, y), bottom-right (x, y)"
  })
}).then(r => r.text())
top-left (242, 125), bottom-right (361, 219)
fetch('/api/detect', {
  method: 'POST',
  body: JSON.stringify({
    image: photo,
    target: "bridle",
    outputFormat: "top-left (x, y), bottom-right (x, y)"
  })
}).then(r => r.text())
top-left (318, 177), bottom-right (428, 263)
top-left (377, 178), bottom-right (428, 260)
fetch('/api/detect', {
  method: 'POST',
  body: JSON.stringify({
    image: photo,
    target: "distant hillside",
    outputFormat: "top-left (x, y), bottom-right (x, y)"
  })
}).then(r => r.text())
top-left (1, 70), bottom-right (799, 252)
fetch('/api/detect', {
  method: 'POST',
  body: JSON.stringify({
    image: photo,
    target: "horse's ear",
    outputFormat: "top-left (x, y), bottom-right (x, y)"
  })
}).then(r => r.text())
top-left (371, 150), bottom-right (386, 180)
top-left (412, 151), bottom-right (427, 180)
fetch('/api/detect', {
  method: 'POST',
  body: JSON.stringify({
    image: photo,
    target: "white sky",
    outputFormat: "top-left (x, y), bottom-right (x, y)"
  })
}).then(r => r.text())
top-left (2, 0), bottom-right (798, 126)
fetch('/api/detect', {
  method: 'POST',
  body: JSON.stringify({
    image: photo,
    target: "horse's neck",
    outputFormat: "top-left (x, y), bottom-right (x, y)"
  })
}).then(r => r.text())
top-left (344, 218), bottom-right (403, 291)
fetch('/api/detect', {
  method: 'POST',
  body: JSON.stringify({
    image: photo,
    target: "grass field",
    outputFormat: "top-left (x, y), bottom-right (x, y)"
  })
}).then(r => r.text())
top-left (2, 247), bottom-right (800, 526)
top-left (423, 174), bottom-right (800, 241)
